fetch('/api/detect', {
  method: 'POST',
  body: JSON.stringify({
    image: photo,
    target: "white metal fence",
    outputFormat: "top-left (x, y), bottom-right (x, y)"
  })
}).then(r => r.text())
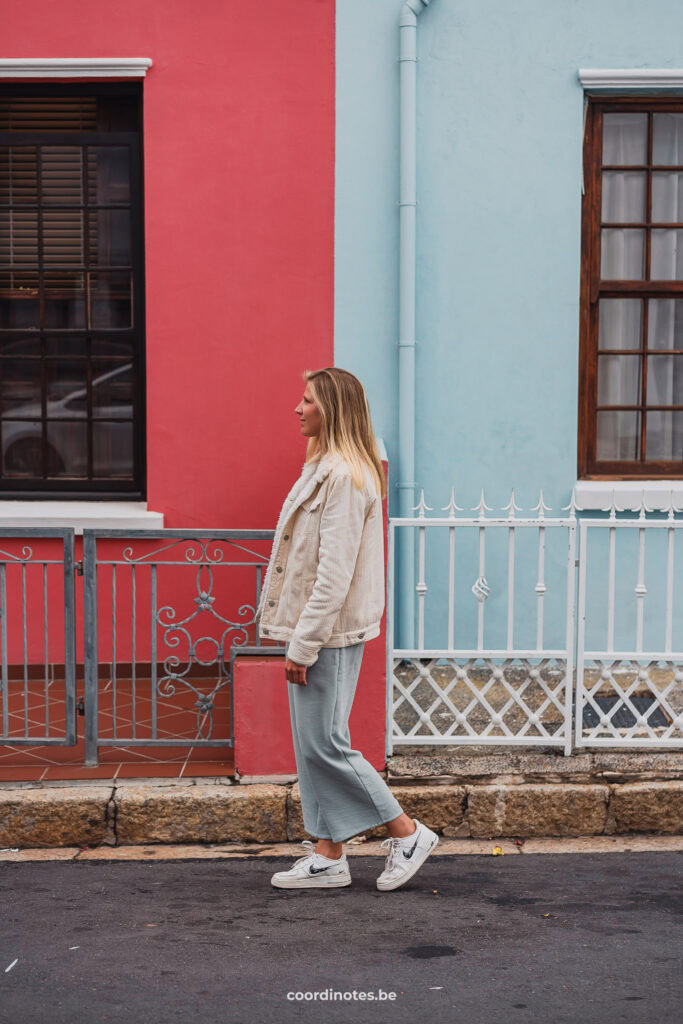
top-left (387, 489), bottom-right (683, 755)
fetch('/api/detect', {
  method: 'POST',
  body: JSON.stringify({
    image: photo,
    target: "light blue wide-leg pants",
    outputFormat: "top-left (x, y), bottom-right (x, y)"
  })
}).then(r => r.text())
top-left (285, 640), bottom-right (403, 843)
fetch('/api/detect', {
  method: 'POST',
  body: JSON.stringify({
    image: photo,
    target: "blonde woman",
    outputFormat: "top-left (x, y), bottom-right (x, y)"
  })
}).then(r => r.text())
top-left (255, 367), bottom-right (438, 891)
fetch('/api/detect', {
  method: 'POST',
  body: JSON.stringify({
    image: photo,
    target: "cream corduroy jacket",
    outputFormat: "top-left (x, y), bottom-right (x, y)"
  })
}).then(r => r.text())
top-left (254, 452), bottom-right (385, 666)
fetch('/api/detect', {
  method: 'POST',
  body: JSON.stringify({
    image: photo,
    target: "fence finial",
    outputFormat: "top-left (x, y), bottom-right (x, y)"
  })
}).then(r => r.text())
top-left (441, 487), bottom-right (463, 518)
top-left (561, 487), bottom-right (583, 520)
top-left (531, 488), bottom-right (552, 520)
top-left (664, 489), bottom-right (683, 520)
top-left (411, 489), bottom-right (433, 518)
top-left (635, 489), bottom-right (654, 520)
top-left (602, 488), bottom-right (622, 520)
top-left (502, 489), bottom-right (523, 518)
top-left (471, 488), bottom-right (493, 520)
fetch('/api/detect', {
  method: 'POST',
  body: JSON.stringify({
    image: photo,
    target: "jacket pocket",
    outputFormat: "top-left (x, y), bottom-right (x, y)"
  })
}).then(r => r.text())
top-left (300, 492), bottom-right (323, 513)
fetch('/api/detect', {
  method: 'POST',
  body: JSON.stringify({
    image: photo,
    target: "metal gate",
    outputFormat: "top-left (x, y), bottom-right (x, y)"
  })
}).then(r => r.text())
top-left (575, 513), bottom-right (683, 748)
top-left (0, 529), bottom-right (76, 747)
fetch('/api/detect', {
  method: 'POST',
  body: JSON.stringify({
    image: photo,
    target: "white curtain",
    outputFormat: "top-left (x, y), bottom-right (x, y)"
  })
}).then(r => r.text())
top-left (598, 114), bottom-right (683, 461)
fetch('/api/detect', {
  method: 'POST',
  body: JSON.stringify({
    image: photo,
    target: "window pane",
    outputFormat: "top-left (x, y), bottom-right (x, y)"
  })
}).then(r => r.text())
top-left (45, 421), bottom-right (87, 476)
top-left (89, 271), bottom-right (132, 328)
top-left (90, 336), bottom-right (133, 358)
top-left (652, 172), bottom-right (683, 223)
top-left (601, 171), bottom-right (646, 222)
top-left (0, 96), bottom-right (97, 133)
top-left (601, 229), bottom-right (644, 278)
top-left (93, 421), bottom-right (134, 477)
top-left (42, 210), bottom-right (83, 265)
top-left (646, 411), bottom-right (683, 460)
top-left (0, 146), bottom-right (37, 204)
top-left (647, 355), bottom-right (683, 405)
top-left (653, 113), bottom-right (683, 166)
top-left (597, 411), bottom-right (641, 460)
top-left (45, 359), bottom-right (87, 409)
top-left (43, 270), bottom-right (85, 328)
top-left (651, 229), bottom-right (683, 280)
top-left (91, 361), bottom-right (133, 419)
top-left (87, 209), bottom-right (131, 266)
top-left (0, 359), bottom-right (41, 416)
top-left (45, 335), bottom-right (86, 357)
top-left (648, 299), bottom-right (683, 350)
top-left (602, 113), bottom-right (647, 165)
top-left (0, 336), bottom-right (40, 357)
top-left (0, 268), bottom-right (39, 328)
top-left (599, 298), bottom-right (642, 350)
top-left (87, 147), bottom-right (130, 205)
top-left (40, 147), bottom-right (83, 205)
top-left (1, 421), bottom-right (43, 476)
top-left (598, 355), bottom-right (641, 405)
top-left (0, 211), bottom-right (38, 264)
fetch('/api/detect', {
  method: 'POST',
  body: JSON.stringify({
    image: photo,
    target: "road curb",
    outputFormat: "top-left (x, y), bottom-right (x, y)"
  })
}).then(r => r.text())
top-left (1, 777), bottom-right (682, 848)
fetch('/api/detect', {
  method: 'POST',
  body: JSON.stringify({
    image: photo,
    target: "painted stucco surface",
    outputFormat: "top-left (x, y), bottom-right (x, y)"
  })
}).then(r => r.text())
top-left (2, 0), bottom-right (335, 529)
top-left (335, 0), bottom-right (683, 648)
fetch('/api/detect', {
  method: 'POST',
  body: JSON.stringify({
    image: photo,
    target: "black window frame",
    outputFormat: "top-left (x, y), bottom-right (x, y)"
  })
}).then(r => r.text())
top-left (0, 81), bottom-right (146, 499)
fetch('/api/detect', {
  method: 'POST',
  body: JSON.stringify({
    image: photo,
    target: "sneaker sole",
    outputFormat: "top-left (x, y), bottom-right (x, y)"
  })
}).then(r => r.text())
top-left (376, 834), bottom-right (439, 891)
top-left (270, 874), bottom-right (352, 890)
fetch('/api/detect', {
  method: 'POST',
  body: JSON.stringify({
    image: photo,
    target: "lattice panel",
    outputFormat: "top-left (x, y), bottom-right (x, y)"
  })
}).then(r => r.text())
top-left (391, 657), bottom-right (570, 744)
top-left (577, 659), bottom-right (683, 744)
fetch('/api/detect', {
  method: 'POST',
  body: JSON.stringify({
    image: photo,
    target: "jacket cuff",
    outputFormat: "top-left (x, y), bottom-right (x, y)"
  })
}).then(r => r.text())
top-left (286, 638), bottom-right (320, 667)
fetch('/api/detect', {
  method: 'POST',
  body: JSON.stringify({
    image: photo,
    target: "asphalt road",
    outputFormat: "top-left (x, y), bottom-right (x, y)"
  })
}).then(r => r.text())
top-left (1, 852), bottom-right (681, 1024)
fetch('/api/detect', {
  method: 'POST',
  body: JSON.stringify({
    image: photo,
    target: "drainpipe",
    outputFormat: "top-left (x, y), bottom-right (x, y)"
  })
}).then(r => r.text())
top-left (398, 0), bottom-right (430, 648)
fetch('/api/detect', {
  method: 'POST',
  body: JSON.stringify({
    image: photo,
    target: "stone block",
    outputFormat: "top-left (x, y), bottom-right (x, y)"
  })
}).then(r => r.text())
top-left (468, 783), bottom-right (609, 838)
top-left (115, 783), bottom-right (287, 844)
top-left (286, 782), bottom-right (467, 841)
top-left (0, 787), bottom-right (111, 848)
top-left (612, 781), bottom-right (683, 834)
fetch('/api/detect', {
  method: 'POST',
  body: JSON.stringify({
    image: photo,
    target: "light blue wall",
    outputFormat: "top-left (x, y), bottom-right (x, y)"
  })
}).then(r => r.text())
top-left (335, 0), bottom-right (683, 516)
top-left (334, 0), bottom-right (683, 650)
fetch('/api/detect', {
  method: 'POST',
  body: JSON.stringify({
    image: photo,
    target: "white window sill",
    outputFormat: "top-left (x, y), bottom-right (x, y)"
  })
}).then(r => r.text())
top-left (574, 480), bottom-right (683, 511)
top-left (0, 501), bottom-right (164, 535)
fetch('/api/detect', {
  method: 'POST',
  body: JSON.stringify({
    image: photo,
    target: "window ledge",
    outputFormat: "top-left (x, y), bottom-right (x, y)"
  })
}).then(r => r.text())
top-left (0, 501), bottom-right (164, 535)
top-left (574, 480), bottom-right (683, 511)
top-left (0, 58), bottom-right (153, 78)
top-left (578, 68), bottom-right (683, 90)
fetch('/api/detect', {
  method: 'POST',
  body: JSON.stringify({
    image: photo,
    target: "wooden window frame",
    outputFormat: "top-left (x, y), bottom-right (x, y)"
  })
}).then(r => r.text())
top-left (0, 81), bottom-right (146, 499)
top-left (578, 95), bottom-right (683, 479)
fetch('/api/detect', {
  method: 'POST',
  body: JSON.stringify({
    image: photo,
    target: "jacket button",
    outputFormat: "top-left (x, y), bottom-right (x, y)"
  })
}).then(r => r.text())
top-left (263, 628), bottom-right (269, 635)
top-left (276, 565), bottom-right (283, 573)
top-left (268, 600), bottom-right (275, 607)
top-left (283, 534), bottom-right (289, 541)
top-left (358, 632), bottom-right (365, 639)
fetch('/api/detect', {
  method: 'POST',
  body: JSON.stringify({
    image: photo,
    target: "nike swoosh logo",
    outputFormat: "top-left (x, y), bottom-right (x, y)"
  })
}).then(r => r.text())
top-left (403, 834), bottom-right (420, 859)
top-left (309, 864), bottom-right (333, 874)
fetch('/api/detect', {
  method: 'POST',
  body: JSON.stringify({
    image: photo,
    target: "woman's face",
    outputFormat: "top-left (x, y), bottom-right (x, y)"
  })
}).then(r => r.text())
top-left (295, 384), bottom-right (322, 437)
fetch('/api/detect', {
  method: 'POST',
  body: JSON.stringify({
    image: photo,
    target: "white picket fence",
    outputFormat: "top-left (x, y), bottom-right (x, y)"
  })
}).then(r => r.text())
top-left (387, 489), bottom-right (683, 755)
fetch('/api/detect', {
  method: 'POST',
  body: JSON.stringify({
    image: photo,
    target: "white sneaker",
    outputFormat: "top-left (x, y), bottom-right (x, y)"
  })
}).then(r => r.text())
top-left (270, 841), bottom-right (352, 889)
top-left (376, 818), bottom-right (439, 891)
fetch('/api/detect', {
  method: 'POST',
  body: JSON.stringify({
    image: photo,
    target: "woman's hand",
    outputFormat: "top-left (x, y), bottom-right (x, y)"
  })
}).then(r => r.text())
top-left (285, 658), bottom-right (308, 685)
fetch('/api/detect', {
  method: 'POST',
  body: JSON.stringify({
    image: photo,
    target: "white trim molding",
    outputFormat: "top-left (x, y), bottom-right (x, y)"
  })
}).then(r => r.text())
top-left (0, 501), bottom-right (164, 535)
top-left (579, 68), bottom-right (683, 90)
top-left (574, 480), bottom-right (683, 511)
top-left (0, 58), bottom-right (153, 78)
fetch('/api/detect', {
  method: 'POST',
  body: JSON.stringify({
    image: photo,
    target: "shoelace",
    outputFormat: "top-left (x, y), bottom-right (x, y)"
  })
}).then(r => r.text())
top-left (291, 839), bottom-right (318, 869)
top-left (379, 836), bottom-right (405, 872)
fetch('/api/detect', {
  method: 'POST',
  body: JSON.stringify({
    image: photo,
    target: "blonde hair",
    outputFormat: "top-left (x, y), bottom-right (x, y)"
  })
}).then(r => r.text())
top-left (302, 367), bottom-right (387, 501)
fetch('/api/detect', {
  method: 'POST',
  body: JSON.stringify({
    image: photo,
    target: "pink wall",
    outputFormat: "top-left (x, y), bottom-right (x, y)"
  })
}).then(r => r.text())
top-left (2, 0), bottom-right (335, 527)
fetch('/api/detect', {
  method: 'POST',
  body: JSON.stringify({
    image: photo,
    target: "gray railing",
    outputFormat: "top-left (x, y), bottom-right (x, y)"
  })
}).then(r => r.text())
top-left (0, 528), bottom-right (279, 765)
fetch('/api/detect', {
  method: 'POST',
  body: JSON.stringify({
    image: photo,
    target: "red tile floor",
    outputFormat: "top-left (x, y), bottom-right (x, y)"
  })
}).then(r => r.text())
top-left (0, 673), bottom-right (235, 781)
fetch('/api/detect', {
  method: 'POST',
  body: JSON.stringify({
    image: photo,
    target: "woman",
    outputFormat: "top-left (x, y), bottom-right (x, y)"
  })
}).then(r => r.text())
top-left (255, 367), bottom-right (438, 891)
